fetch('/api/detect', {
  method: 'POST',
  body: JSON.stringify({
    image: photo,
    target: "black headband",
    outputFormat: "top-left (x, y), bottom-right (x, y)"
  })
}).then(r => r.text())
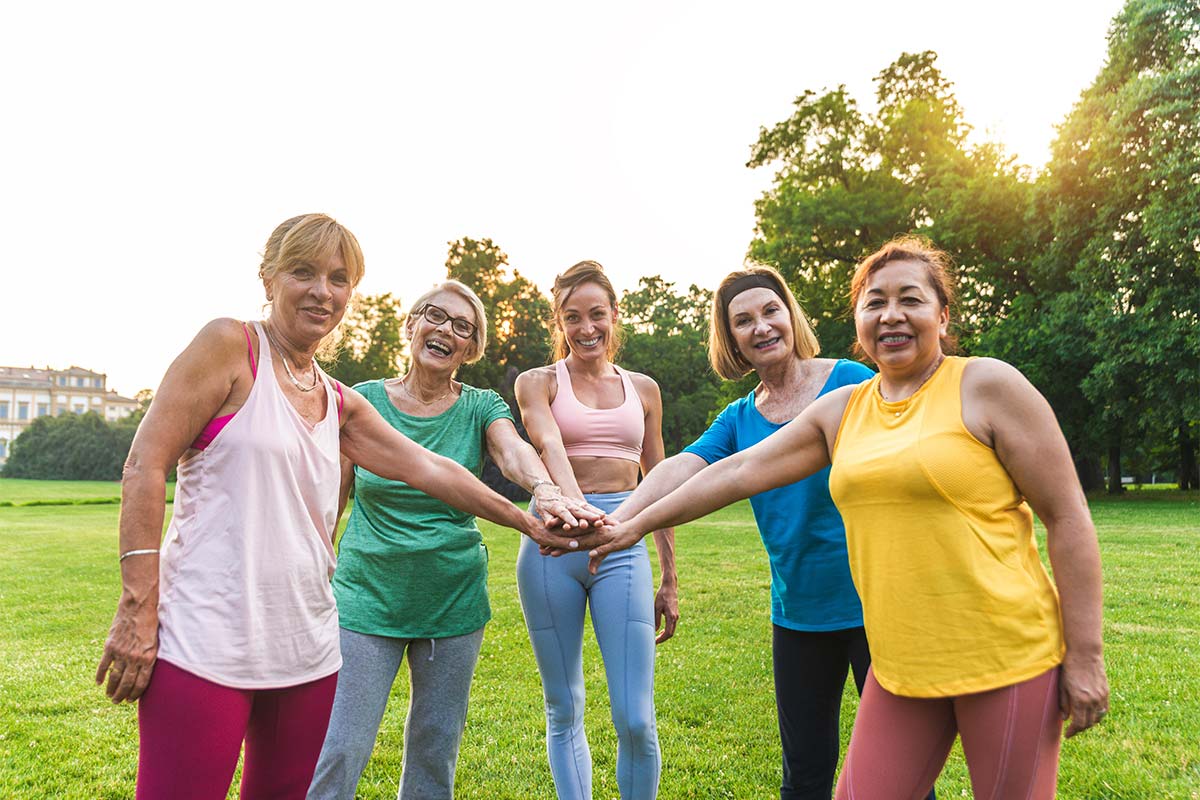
top-left (719, 274), bottom-right (787, 309)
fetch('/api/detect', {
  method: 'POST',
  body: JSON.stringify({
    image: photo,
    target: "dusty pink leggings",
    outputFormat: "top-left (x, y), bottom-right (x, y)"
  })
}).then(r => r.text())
top-left (136, 659), bottom-right (338, 800)
top-left (835, 667), bottom-right (1062, 800)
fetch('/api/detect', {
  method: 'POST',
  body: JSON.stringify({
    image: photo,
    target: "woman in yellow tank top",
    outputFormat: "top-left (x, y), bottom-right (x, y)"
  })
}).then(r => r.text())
top-left (587, 237), bottom-right (1108, 799)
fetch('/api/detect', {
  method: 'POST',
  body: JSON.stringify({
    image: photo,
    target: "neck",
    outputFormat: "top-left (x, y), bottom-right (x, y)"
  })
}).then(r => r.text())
top-left (755, 356), bottom-right (804, 395)
top-left (565, 352), bottom-right (612, 378)
top-left (265, 319), bottom-right (319, 366)
top-left (879, 352), bottom-right (945, 402)
top-left (403, 366), bottom-right (455, 401)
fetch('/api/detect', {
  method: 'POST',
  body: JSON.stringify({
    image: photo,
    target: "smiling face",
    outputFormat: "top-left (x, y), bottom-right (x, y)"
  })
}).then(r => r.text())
top-left (407, 289), bottom-right (479, 376)
top-left (557, 281), bottom-right (618, 363)
top-left (854, 258), bottom-right (949, 375)
top-left (726, 287), bottom-right (795, 371)
top-left (265, 249), bottom-right (352, 346)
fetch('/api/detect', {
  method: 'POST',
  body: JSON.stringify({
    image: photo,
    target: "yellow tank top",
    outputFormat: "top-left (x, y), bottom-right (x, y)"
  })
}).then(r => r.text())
top-left (829, 356), bottom-right (1063, 697)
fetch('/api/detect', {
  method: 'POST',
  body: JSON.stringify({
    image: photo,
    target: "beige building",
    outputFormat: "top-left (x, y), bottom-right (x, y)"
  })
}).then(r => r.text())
top-left (0, 365), bottom-right (140, 465)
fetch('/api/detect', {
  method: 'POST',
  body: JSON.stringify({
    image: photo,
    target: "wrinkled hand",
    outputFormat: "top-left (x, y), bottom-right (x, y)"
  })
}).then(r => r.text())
top-left (95, 599), bottom-right (159, 703)
top-left (654, 582), bottom-right (679, 644)
top-left (1060, 650), bottom-right (1109, 738)
top-left (537, 521), bottom-right (614, 557)
top-left (586, 520), bottom-right (645, 574)
top-left (532, 487), bottom-right (605, 531)
top-left (522, 511), bottom-right (589, 553)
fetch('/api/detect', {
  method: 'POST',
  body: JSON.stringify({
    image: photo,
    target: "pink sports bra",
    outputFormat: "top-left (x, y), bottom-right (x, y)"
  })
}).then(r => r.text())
top-left (190, 323), bottom-right (342, 451)
top-left (549, 359), bottom-right (644, 463)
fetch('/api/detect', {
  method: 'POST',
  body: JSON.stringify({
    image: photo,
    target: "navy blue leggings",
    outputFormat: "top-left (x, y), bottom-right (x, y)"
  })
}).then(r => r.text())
top-left (517, 491), bottom-right (661, 799)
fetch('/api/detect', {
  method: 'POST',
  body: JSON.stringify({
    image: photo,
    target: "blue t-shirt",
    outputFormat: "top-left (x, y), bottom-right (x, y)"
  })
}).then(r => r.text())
top-left (683, 358), bottom-right (874, 631)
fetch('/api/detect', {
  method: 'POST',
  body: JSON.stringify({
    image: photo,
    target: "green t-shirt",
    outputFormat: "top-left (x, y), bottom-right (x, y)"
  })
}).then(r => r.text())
top-left (333, 380), bottom-right (513, 638)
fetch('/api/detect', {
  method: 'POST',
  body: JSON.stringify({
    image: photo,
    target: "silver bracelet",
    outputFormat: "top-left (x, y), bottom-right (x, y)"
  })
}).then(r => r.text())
top-left (119, 548), bottom-right (159, 562)
top-left (529, 478), bottom-right (558, 494)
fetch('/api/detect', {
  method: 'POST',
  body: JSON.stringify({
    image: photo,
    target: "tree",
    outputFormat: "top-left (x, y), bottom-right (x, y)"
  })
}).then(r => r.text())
top-left (445, 238), bottom-right (552, 401)
top-left (1035, 0), bottom-right (1200, 491)
top-left (322, 293), bottom-right (408, 388)
top-left (618, 276), bottom-right (722, 455)
top-left (2, 412), bottom-right (127, 480)
top-left (747, 51), bottom-right (1036, 360)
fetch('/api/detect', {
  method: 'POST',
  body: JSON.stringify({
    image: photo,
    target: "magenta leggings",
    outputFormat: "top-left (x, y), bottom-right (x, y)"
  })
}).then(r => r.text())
top-left (835, 667), bottom-right (1062, 800)
top-left (136, 659), bottom-right (338, 800)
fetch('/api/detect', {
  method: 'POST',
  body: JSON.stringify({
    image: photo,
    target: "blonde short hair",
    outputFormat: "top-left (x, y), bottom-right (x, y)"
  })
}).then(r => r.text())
top-left (549, 260), bottom-right (623, 362)
top-left (259, 213), bottom-right (365, 289)
top-left (405, 280), bottom-right (488, 364)
top-left (708, 266), bottom-right (820, 380)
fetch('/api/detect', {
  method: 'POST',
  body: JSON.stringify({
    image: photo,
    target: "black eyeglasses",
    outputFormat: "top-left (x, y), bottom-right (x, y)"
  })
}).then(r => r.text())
top-left (417, 304), bottom-right (477, 339)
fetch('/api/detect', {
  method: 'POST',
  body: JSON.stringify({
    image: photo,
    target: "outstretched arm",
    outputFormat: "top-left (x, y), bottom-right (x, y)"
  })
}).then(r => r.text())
top-left (485, 417), bottom-right (604, 531)
top-left (339, 389), bottom-right (569, 548)
top-left (588, 386), bottom-right (852, 569)
top-left (965, 358), bottom-right (1107, 738)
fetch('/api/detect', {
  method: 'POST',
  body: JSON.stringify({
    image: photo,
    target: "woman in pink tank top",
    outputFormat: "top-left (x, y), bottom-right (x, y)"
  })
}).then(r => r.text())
top-left (514, 260), bottom-right (678, 799)
top-left (94, 214), bottom-right (590, 800)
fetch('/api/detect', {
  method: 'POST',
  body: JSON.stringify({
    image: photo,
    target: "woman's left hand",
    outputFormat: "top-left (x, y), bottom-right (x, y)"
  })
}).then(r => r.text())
top-left (1060, 650), bottom-right (1109, 737)
top-left (654, 581), bottom-right (679, 644)
top-left (532, 486), bottom-right (606, 531)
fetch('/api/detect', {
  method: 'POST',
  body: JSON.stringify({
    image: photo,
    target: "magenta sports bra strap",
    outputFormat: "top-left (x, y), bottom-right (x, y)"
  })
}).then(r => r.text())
top-left (190, 322), bottom-right (260, 451)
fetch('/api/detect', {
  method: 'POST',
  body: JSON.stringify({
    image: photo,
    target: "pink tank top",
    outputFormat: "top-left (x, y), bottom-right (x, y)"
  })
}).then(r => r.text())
top-left (157, 321), bottom-right (342, 688)
top-left (190, 323), bottom-right (342, 450)
top-left (550, 359), bottom-right (644, 463)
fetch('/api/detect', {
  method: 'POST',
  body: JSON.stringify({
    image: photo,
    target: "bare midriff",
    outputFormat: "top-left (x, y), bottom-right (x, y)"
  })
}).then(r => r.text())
top-left (570, 455), bottom-right (640, 494)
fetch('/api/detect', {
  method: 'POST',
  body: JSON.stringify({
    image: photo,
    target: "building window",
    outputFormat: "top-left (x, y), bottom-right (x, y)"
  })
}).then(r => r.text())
top-left (0, 439), bottom-right (6, 458)
top-left (18, 402), bottom-right (29, 420)
top-left (58, 376), bottom-right (66, 386)
top-left (0, 401), bottom-right (7, 419)
top-left (75, 377), bottom-right (85, 387)
top-left (37, 403), bottom-right (48, 417)
top-left (73, 404), bottom-right (85, 414)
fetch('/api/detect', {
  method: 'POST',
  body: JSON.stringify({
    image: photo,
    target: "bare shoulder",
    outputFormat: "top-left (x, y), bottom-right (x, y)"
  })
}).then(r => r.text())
top-left (191, 317), bottom-right (252, 352)
top-left (515, 365), bottom-right (555, 389)
top-left (813, 384), bottom-right (856, 421)
top-left (626, 370), bottom-right (660, 392)
top-left (962, 357), bottom-right (1037, 401)
top-left (515, 365), bottom-right (557, 403)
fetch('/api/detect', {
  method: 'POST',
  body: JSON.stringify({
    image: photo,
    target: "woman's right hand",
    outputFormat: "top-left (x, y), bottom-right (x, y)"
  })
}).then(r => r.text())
top-left (532, 486), bottom-right (605, 531)
top-left (95, 600), bottom-right (159, 703)
top-left (586, 520), bottom-right (646, 574)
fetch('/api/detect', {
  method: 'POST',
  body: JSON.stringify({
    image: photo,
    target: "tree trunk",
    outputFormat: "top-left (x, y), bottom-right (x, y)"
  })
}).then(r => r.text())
top-left (1074, 454), bottom-right (1103, 492)
top-left (1180, 424), bottom-right (1198, 491)
top-left (1106, 444), bottom-right (1124, 494)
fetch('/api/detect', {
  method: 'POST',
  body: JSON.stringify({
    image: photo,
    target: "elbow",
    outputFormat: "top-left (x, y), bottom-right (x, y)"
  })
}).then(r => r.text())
top-left (121, 452), bottom-right (166, 489)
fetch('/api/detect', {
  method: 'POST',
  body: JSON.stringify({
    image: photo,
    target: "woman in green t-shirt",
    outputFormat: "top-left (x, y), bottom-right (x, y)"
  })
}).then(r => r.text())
top-left (308, 281), bottom-right (602, 800)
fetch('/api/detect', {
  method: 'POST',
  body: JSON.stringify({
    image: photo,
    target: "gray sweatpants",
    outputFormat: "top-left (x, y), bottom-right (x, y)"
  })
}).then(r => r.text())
top-left (307, 625), bottom-right (486, 800)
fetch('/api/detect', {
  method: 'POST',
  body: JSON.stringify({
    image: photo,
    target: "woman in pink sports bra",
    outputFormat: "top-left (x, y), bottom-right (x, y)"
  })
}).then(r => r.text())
top-left (514, 260), bottom-right (679, 800)
top-left (94, 214), bottom-right (589, 800)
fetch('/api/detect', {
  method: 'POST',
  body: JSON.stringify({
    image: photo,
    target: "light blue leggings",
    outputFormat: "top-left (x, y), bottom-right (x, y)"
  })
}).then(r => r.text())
top-left (516, 491), bottom-right (661, 800)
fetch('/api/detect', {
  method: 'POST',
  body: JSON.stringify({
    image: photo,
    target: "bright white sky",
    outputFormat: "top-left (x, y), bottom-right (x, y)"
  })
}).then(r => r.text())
top-left (1, 0), bottom-right (1124, 396)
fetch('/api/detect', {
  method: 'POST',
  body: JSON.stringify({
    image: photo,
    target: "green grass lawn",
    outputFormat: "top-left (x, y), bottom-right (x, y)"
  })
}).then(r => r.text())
top-left (0, 478), bottom-right (174, 506)
top-left (0, 489), bottom-right (1196, 798)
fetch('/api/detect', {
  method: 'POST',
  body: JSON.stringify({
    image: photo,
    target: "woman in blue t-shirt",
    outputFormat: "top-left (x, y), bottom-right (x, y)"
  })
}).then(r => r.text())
top-left (589, 266), bottom-right (918, 800)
